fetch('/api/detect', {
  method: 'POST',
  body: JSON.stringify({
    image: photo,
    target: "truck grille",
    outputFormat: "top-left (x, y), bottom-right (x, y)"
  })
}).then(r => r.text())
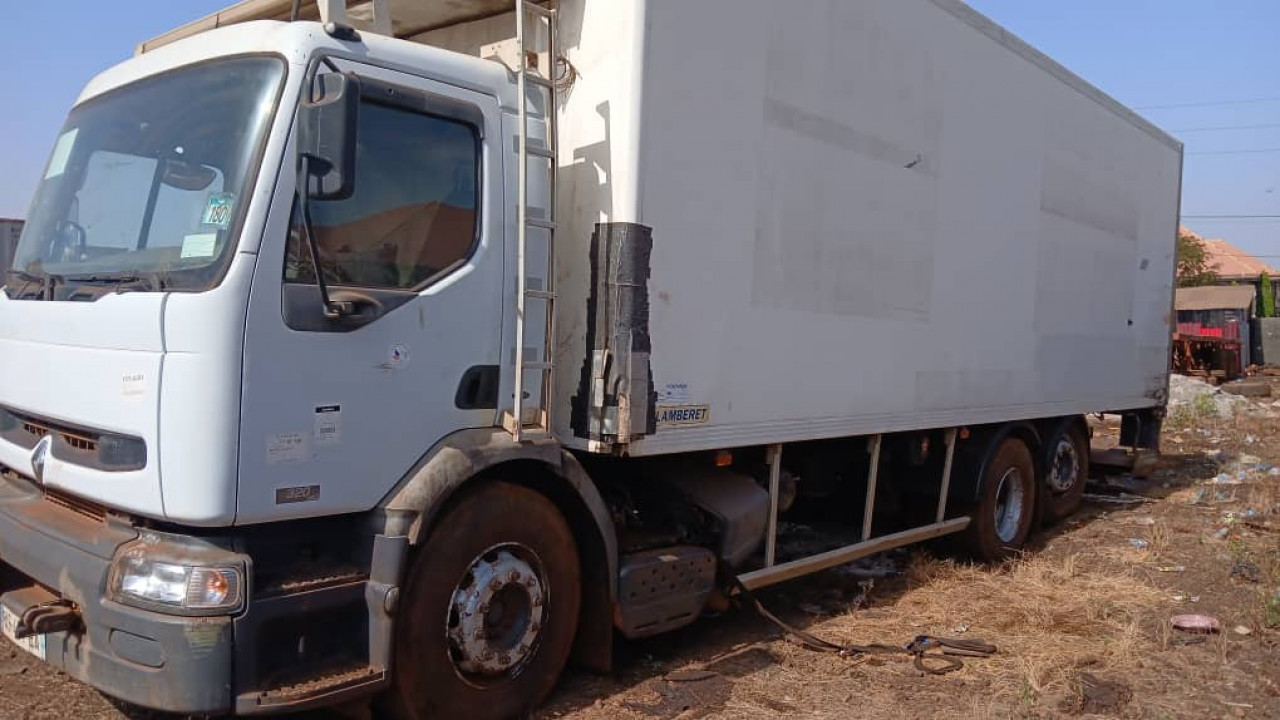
top-left (43, 488), bottom-right (108, 523)
top-left (0, 464), bottom-right (109, 524)
top-left (1, 405), bottom-right (142, 471)
top-left (13, 416), bottom-right (99, 453)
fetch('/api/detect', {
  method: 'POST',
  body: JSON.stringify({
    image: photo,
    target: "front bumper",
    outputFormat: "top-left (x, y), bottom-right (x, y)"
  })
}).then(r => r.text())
top-left (0, 471), bottom-right (235, 715)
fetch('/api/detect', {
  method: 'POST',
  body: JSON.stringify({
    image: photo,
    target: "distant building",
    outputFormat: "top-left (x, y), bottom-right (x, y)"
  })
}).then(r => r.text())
top-left (1174, 284), bottom-right (1257, 375)
top-left (1181, 226), bottom-right (1280, 310)
top-left (0, 218), bottom-right (22, 274)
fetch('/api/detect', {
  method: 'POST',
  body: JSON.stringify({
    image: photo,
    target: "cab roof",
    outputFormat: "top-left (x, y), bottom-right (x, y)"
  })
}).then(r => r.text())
top-left (139, 0), bottom-right (531, 54)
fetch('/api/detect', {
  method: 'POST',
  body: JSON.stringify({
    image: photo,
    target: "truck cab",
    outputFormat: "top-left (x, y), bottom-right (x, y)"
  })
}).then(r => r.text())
top-left (1, 16), bottom-right (568, 716)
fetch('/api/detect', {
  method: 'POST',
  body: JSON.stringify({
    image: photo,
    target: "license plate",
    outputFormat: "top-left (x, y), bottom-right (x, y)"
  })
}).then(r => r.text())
top-left (1, 606), bottom-right (46, 661)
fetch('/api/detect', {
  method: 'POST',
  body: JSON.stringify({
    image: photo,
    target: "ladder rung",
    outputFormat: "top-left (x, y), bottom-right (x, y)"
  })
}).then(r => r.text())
top-left (527, 145), bottom-right (556, 160)
top-left (525, 289), bottom-right (556, 300)
top-left (526, 218), bottom-right (557, 230)
top-left (523, 361), bottom-right (553, 371)
top-left (523, 2), bottom-right (554, 19)
top-left (502, 411), bottom-right (551, 436)
top-left (522, 72), bottom-right (554, 90)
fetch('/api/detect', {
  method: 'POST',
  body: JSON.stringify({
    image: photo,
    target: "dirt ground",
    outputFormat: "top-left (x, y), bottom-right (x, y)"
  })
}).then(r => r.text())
top-left (2, 379), bottom-right (1278, 719)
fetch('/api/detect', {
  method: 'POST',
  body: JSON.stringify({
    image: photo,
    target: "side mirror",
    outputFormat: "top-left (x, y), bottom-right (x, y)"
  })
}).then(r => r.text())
top-left (299, 72), bottom-right (360, 201)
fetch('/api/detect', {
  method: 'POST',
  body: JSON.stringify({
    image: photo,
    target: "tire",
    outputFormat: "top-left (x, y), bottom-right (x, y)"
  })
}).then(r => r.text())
top-left (383, 481), bottom-right (581, 720)
top-left (1040, 420), bottom-right (1089, 523)
top-left (962, 435), bottom-right (1037, 561)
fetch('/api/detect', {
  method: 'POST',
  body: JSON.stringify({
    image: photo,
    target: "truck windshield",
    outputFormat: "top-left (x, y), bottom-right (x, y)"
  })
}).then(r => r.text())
top-left (10, 56), bottom-right (284, 294)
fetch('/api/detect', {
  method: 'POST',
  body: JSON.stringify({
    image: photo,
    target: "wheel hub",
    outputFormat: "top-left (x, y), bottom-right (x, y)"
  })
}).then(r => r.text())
top-left (447, 545), bottom-right (545, 678)
top-left (1048, 437), bottom-right (1079, 493)
top-left (994, 467), bottom-right (1025, 543)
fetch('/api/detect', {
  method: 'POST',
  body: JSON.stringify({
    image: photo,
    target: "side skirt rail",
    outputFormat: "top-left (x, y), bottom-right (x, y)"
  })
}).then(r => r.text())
top-left (737, 518), bottom-right (970, 591)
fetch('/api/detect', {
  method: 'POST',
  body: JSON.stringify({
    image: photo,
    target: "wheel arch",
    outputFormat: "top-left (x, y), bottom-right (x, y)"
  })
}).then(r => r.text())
top-left (380, 428), bottom-right (617, 672)
top-left (954, 421), bottom-right (1044, 504)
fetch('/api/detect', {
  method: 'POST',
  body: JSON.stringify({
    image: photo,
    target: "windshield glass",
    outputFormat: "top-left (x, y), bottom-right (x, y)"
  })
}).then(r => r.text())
top-left (10, 56), bottom-right (284, 293)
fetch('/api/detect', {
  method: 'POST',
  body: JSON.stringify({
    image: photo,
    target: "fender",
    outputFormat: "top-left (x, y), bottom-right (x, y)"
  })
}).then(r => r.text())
top-left (378, 427), bottom-right (618, 672)
top-left (954, 421), bottom-right (1043, 505)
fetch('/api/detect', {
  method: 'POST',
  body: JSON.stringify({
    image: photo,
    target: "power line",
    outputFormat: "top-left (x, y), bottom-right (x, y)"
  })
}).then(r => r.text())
top-left (1135, 96), bottom-right (1280, 111)
top-left (1183, 214), bottom-right (1280, 220)
top-left (1172, 123), bottom-right (1280, 134)
top-left (1186, 147), bottom-right (1280, 156)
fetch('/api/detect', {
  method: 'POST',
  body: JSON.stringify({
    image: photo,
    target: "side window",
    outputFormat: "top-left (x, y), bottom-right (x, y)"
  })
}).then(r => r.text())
top-left (285, 99), bottom-right (480, 289)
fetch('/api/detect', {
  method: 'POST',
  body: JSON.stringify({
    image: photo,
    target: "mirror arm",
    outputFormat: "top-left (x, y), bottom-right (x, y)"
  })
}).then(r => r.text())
top-left (296, 157), bottom-right (352, 318)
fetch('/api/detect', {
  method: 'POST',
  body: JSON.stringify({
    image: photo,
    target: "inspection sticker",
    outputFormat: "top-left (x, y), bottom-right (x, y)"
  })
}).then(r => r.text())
top-left (656, 404), bottom-right (711, 428)
top-left (200, 193), bottom-right (236, 229)
top-left (180, 232), bottom-right (218, 259)
top-left (266, 432), bottom-right (308, 465)
top-left (313, 404), bottom-right (341, 446)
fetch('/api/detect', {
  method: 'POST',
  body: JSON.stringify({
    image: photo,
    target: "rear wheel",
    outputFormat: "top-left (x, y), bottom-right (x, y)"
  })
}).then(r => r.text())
top-left (383, 481), bottom-right (580, 720)
top-left (1040, 420), bottom-right (1089, 523)
top-left (963, 435), bottom-right (1036, 561)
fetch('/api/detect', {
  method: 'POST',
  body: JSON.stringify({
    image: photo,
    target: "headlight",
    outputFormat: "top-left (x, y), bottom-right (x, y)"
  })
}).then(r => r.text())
top-left (109, 552), bottom-right (244, 615)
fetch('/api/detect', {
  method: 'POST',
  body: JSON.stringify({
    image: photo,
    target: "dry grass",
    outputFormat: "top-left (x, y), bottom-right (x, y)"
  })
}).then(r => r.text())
top-left (815, 552), bottom-right (1166, 705)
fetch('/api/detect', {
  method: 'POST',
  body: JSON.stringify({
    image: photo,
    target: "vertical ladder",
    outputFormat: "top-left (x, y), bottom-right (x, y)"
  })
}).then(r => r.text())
top-left (504, 0), bottom-right (559, 442)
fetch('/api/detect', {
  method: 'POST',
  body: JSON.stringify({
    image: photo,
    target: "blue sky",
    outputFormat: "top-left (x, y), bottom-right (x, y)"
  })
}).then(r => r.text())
top-left (2, 1), bottom-right (1278, 258)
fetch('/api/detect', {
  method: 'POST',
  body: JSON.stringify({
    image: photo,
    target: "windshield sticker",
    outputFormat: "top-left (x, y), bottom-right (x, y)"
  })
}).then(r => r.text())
top-left (44, 128), bottom-right (79, 179)
top-left (200, 193), bottom-right (236, 229)
top-left (313, 404), bottom-right (341, 446)
top-left (180, 232), bottom-right (218, 259)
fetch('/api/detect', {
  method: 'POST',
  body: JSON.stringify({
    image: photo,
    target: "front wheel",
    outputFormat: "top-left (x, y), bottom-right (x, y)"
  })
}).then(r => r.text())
top-left (962, 435), bottom-right (1037, 561)
top-left (383, 481), bottom-right (581, 720)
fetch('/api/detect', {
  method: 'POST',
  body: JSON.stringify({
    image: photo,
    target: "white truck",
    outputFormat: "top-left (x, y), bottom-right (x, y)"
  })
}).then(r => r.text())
top-left (0, 0), bottom-right (1180, 716)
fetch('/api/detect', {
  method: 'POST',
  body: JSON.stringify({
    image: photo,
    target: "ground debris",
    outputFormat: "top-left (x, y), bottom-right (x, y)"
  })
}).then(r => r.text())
top-left (1060, 673), bottom-right (1133, 716)
top-left (1229, 560), bottom-right (1262, 583)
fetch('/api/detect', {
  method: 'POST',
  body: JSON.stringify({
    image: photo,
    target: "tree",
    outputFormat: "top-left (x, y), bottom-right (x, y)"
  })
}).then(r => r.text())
top-left (1176, 229), bottom-right (1219, 287)
top-left (1261, 271), bottom-right (1275, 318)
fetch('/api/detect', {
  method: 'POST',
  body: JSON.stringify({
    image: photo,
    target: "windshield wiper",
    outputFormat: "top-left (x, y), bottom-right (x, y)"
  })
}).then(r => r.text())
top-left (61, 272), bottom-right (162, 295)
top-left (63, 273), bottom-right (142, 284)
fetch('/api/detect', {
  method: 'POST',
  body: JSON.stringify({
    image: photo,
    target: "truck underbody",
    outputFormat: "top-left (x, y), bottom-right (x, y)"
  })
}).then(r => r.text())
top-left (0, 408), bottom-right (1163, 715)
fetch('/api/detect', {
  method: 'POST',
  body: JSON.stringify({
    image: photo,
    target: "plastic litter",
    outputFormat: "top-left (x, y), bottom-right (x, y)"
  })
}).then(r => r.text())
top-left (1156, 565), bottom-right (1186, 573)
top-left (1128, 538), bottom-right (1149, 550)
top-left (1170, 614), bottom-right (1220, 633)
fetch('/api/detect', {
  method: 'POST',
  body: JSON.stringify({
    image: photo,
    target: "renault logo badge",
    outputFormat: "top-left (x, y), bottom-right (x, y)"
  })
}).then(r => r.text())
top-left (31, 435), bottom-right (52, 485)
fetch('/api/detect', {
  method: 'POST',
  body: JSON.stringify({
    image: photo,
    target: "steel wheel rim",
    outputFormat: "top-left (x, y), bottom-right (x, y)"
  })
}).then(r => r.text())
top-left (994, 467), bottom-right (1025, 543)
top-left (446, 542), bottom-right (547, 687)
top-left (1048, 436), bottom-right (1079, 493)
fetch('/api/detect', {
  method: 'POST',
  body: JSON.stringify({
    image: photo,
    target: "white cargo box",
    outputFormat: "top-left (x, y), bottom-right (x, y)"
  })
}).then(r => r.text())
top-left (152, 0), bottom-right (1182, 457)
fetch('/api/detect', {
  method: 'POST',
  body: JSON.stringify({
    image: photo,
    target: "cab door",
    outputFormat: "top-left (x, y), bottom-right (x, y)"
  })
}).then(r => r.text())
top-left (236, 59), bottom-right (504, 523)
